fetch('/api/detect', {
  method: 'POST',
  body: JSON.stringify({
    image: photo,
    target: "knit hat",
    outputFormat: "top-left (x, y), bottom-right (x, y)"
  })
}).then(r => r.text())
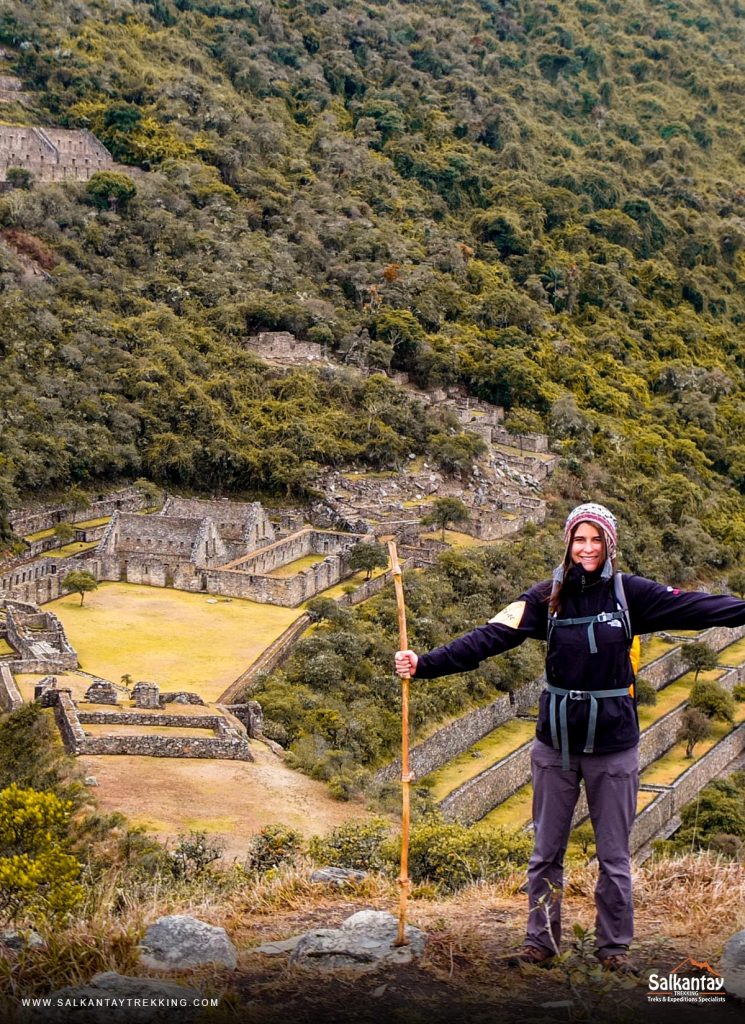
top-left (552, 502), bottom-right (618, 596)
top-left (563, 503), bottom-right (618, 560)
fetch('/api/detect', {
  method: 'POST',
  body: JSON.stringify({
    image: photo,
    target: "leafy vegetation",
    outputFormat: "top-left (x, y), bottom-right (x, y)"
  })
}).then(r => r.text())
top-left (657, 771), bottom-right (745, 858)
top-left (253, 532), bottom-right (550, 795)
top-left (0, 0), bottom-right (742, 582)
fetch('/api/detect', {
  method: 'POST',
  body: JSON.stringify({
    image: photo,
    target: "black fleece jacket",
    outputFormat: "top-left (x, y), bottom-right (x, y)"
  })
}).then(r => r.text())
top-left (414, 568), bottom-right (745, 754)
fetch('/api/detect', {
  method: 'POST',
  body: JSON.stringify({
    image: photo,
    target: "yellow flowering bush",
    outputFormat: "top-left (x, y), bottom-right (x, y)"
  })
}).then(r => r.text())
top-left (0, 785), bottom-right (84, 924)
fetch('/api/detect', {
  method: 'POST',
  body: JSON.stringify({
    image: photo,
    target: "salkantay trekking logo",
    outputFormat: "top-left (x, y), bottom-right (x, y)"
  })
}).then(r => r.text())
top-left (647, 957), bottom-right (726, 1005)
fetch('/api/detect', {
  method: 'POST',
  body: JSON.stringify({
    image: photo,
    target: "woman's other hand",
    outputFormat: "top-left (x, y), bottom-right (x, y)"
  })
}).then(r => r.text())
top-left (394, 650), bottom-right (418, 678)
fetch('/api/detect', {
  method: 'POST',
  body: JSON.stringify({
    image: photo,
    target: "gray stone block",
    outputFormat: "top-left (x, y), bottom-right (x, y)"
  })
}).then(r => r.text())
top-left (289, 909), bottom-right (426, 971)
top-left (40, 971), bottom-right (204, 1023)
top-left (139, 915), bottom-right (237, 971)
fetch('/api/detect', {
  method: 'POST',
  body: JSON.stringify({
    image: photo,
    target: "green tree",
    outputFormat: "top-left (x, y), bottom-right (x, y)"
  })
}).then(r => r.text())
top-left (53, 523), bottom-right (75, 545)
top-left (66, 486), bottom-right (89, 524)
top-left (634, 676), bottom-right (657, 706)
top-left (681, 641), bottom-right (718, 683)
top-left (423, 496), bottom-right (470, 541)
top-left (677, 708), bottom-right (712, 758)
top-left (62, 570), bottom-right (98, 606)
top-left (5, 167), bottom-right (33, 190)
top-left (347, 542), bottom-right (388, 580)
top-left (689, 679), bottom-right (736, 724)
top-left (85, 171), bottom-right (137, 212)
top-left (305, 597), bottom-right (349, 625)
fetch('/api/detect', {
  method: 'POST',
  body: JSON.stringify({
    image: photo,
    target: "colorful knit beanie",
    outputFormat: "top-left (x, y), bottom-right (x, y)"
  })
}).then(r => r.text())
top-left (553, 502), bottom-right (618, 590)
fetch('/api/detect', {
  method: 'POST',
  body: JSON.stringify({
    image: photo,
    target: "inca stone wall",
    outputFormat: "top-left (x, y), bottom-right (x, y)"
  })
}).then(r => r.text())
top-left (77, 710), bottom-right (231, 730)
top-left (52, 693), bottom-right (252, 760)
top-left (161, 498), bottom-right (275, 548)
top-left (440, 740), bottom-right (533, 824)
top-left (374, 692), bottom-right (514, 785)
top-left (9, 486), bottom-right (146, 538)
top-left (0, 127), bottom-right (122, 183)
top-left (245, 331), bottom-right (325, 364)
top-left (0, 664), bottom-right (22, 712)
top-left (3, 599), bottom-right (77, 672)
top-left (668, 723), bottom-right (745, 812)
top-left (640, 622), bottom-right (745, 689)
top-left (492, 427), bottom-right (550, 453)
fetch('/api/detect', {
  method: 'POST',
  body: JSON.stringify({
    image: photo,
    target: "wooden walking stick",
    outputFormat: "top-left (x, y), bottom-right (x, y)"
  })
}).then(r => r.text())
top-left (387, 539), bottom-right (411, 947)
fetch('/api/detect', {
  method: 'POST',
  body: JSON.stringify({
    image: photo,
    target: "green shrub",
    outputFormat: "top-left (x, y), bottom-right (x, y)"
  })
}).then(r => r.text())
top-left (168, 830), bottom-right (223, 879)
top-left (308, 818), bottom-right (390, 870)
top-left (689, 680), bottom-right (736, 724)
top-left (393, 815), bottom-right (532, 892)
top-left (635, 676), bottom-right (657, 706)
top-left (245, 824), bottom-right (303, 872)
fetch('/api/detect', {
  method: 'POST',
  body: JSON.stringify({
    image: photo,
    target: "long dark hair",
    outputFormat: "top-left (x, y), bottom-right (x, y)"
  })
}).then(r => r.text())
top-left (548, 528), bottom-right (610, 617)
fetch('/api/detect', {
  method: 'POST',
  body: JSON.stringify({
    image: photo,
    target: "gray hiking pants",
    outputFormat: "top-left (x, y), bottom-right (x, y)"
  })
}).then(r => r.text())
top-left (526, 738), bottom-right (639, 957)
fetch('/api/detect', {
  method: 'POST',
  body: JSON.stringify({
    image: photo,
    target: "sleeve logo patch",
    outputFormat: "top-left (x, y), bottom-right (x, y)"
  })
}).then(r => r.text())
top-left (666, 587), bottom-right (681, 595)
top-left (489, 600), bottom-right (526, 629)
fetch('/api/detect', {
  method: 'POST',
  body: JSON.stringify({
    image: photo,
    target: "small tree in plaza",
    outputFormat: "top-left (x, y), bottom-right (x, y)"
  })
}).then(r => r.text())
top-left (62, 570), bottom-right (98, 606)
top-left (422, 496), bottom-right (470, 541)
top-left (347, 541), bottom-right (388, 580)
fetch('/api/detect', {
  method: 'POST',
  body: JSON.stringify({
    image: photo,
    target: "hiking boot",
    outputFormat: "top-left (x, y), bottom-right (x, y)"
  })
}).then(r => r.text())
top-left (505, 944), bottom-right (556, 968)
top-left (598, 952), bottom-right (640, 976)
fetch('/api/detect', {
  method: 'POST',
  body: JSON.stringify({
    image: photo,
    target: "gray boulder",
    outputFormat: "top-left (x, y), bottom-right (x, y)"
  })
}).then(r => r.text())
top-left (310, 867), bottom-right (367, 888)
top-left (289, 909), bottom-right (426, 971)
top-left (722, 929), bottom-right (745, 1000)
top-left (139, 915), bottom-right (237, 971)
top-left (1, 928), bottom-right (45, 951)
top-left (37, 972), bottom-right (204, 1023)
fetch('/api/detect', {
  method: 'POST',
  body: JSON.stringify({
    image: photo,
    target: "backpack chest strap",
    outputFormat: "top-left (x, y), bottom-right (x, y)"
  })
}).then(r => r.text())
top-left (548, 610), bottom-right (628, 654)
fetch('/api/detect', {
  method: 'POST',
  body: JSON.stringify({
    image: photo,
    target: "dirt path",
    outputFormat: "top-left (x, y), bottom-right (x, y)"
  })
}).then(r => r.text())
top-left (78, 742), bottom-right (372, 861)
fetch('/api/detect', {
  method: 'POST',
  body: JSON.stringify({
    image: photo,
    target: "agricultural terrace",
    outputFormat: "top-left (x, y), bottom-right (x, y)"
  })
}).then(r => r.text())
top-left (474, 782), bottom-right (657, 836)
top-left (423, 720), bottom-right (536, 802)
top-left (46, 583), bottom-right (303, 701)
top-left (641, 704), bottom-right (745, 786)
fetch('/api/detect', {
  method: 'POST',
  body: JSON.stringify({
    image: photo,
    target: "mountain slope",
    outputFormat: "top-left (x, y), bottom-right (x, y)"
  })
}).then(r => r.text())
top-left (0, 0), bottom-right (745, 577)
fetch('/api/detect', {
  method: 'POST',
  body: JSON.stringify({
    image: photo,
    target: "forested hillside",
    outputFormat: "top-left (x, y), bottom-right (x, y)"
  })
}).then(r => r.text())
top-left (2, 0), bottom-right (745, 579)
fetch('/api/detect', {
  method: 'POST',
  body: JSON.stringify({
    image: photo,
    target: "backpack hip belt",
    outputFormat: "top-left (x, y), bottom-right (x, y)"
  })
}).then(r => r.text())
top-left (545, 684), bottom-right (633, 771)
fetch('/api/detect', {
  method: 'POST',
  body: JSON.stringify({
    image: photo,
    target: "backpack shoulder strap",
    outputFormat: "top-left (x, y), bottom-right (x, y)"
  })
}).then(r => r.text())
top-left (612, 572), bottom-right (633, 640)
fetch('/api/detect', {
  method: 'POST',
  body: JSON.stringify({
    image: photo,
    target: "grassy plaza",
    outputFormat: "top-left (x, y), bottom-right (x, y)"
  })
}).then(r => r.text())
top-left (45, 582), bottom-right (304, 701)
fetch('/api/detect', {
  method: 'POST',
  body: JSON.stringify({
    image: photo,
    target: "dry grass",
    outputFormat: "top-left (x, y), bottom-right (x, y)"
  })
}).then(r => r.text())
top-left (3, 851), bottom-right (744, 1022)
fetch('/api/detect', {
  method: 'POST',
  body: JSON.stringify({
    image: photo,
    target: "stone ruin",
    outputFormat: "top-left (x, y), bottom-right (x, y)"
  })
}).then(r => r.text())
top-left (84, 680), bottom-right (119, 705)
top-left (0, 598), bottom-right (77, 673)
top-left (244, 331), bottom-right (327, 365)
top-left (0, 126), bottom-right (129, 185)
top-left (160, 691), bottom-right (206, 706)
top-left (132, 682), bottom-right (160, 709)
top-left (90, 501), bottom-right (367, 607)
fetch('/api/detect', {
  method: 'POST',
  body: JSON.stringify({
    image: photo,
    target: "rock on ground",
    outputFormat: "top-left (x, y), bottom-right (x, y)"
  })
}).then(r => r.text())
top-left (722, 929), bottom-right (745, 1000)
top-left (289, 909), bottom-right (426, 971)
top-left (33, 972), bottom-right (204, 1024)
top-left (310, 867), bottom-right (368, 888)
top-left (139, 915), bottom-right (237, 971)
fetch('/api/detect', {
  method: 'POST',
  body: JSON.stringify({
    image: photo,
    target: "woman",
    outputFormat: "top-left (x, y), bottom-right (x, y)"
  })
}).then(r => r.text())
top-left (394, 503), bottom-right (745, 973)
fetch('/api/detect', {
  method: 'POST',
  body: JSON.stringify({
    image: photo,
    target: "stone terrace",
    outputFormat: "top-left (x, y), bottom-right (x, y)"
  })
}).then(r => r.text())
top-left (0, 127), bottom-right (123, 183)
